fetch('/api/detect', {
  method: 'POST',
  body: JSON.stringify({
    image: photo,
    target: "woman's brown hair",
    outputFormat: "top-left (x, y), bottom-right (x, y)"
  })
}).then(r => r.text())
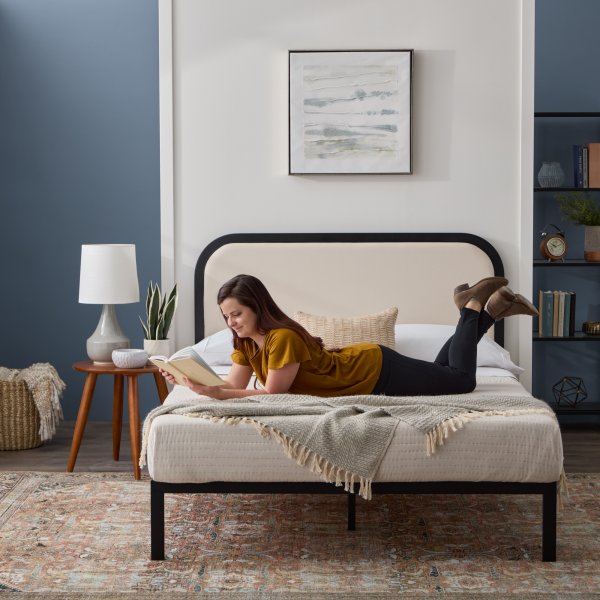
top-left (217, 274), bottom-right (324, 351)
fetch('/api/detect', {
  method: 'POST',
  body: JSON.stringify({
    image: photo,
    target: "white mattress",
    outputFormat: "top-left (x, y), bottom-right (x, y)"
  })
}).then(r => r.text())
top-left (146, 371), bottom-right (564, 485)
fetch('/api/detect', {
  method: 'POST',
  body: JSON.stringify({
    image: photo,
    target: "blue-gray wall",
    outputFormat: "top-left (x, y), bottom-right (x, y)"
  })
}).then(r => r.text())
top-left (0, 0), bottom-right (161, 421)
top-left (534, 0), bottom-right (600, 422)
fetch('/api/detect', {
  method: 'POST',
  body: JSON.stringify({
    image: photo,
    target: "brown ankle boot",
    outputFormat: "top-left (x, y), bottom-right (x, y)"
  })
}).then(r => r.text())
top-left (486, 286), bottom-right (539, 320)
top-left (453, 276), bottom-right (509, 310)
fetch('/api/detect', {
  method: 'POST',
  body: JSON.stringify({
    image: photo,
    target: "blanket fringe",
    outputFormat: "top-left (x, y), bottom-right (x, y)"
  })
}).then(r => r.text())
top-left (249, 421), bottom-right (372, 500)
top-left (425, 408), bottom-right (556, 456)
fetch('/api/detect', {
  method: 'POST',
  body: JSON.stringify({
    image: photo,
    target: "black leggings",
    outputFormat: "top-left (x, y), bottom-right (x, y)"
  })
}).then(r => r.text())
top-left (371, 308), bottom-right (495, 396)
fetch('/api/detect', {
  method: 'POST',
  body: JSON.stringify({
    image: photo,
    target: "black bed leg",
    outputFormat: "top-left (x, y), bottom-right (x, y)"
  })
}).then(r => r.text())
top-left (347, 492), bottom-right (356, 531)
top-left (542, 482), bottom-right (557, 562)
top-left (151, 480), bottom-right (165, 560)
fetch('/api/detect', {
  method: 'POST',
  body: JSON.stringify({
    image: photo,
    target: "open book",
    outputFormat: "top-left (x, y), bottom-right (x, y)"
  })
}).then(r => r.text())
top-left (150, 346), bottom-right (225, 386)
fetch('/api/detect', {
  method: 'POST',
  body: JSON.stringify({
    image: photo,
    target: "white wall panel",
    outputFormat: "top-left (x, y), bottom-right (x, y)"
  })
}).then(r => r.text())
top-left (163, 0), bottom-right (534, 379)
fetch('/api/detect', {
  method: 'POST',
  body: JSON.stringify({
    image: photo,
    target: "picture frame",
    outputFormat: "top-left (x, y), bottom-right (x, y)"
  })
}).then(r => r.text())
top-left (289, 49), bottom-right (413, 175)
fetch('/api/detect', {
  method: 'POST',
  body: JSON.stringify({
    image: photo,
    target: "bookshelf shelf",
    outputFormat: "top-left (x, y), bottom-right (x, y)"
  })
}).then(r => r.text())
top-left (534, 112), bottom-right (600, 118)
top-left (533, 260), bottom-right (600, 267)
top-left (534, 187), bottom-right (600, 192)
top-left (552, 403), bottom-right (600, 416)
top-left (533, 332), bottom-right (600, 342)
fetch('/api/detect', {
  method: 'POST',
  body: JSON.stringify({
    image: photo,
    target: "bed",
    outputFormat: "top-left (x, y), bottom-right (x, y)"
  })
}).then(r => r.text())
top-left (145, 233), bottom-right (563, 561)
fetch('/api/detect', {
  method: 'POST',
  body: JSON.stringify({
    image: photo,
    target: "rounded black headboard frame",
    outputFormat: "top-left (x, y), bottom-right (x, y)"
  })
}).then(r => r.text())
top-left (194, 232), bottom-right (505, 347)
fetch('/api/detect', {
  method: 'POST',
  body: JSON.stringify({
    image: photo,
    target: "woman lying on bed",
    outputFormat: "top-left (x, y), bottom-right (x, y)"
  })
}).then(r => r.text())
top-left (159, 274), bottom-right (538, 399)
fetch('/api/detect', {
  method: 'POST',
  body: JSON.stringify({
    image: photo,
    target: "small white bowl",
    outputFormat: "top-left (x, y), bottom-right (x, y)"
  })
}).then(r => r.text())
top-left (112, 349), bottom-right (149, 369)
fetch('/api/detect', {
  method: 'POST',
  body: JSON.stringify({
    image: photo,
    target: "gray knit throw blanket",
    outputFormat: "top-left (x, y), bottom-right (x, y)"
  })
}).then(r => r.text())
top-left (0, 363), bottom-right (65, 442)
top-left (139, 391), bottom-right (554, 500)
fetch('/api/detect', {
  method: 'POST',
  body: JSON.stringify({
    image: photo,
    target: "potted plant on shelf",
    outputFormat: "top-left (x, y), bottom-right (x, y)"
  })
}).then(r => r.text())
top-left (556, 192), bottom-right (600, 262)
top-left (140, 282), bottom-right (178, 356)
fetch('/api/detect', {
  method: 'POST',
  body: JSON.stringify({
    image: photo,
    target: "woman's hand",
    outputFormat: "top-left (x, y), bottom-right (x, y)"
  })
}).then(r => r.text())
top-left (158, 368), bottom-right (177, 385)
top-left (181, 377), bottom-right (229, 400)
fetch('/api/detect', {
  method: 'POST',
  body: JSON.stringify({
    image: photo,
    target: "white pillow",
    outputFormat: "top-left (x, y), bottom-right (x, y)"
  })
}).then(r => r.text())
top-left (477, 337), bottom-right (525, 377)
top-left (191, 328), bottom-right (234, 366)
top-left (394, 324), bottom-right (524, 377)
top-left (191, 323), bottom-right (525, 376)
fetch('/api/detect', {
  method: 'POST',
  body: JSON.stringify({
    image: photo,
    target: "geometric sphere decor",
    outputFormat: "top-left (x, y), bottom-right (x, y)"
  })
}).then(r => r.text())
top-left (552, 376), bottom-right (588, 408)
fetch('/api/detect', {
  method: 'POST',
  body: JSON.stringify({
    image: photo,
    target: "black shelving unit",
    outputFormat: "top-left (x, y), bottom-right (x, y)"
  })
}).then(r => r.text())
top-left (552, 404), bottom-right (600, 416)
top-left (533, 259), bottom-right (600, 267)
top-left (533, 111), bottom-right (600, 422)
top-left (533, 332), bottom-right (600, 342)
top-left (535, 187), bottom-right (600, 192)
top-left (535, 112), bottom-right (600, 118)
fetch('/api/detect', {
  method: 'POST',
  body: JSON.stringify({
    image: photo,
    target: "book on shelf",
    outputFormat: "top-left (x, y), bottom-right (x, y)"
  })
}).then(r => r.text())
top-left (538, 290), bottom-right (576, 337)
top-left (557, 291), bottom-right (565, 337)
top-left (539, 290), bottom-right (554, 336)
top-left (569, 291), bottom-right (576, 336)
top-left (573, 145), bottom-right (584, 187)
top-left (552, 290), bottom-right (560, 336)
top-left (572, 142), bottom-right (600, 188)
top-left (563, 292), bottom-right (571, 337)
top-left (149, 346), bottom-right (225, 386)
top-left (588, 142), bottom-right (600, 188)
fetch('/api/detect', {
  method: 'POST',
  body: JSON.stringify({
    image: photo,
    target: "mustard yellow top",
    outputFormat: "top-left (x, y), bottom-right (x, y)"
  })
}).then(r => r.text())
top-left (231, 328), bottom-right (382, 397)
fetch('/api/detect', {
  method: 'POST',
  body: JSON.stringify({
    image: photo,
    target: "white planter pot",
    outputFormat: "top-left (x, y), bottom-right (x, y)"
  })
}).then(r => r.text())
top-left (143, 339), bottom-right (171, 357)
top-left (584, 226), bottom-right (600, 262)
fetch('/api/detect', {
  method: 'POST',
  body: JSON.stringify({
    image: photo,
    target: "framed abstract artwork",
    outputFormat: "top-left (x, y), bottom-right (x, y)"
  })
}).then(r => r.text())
top-left (289, 49), bottom-right (413, 175)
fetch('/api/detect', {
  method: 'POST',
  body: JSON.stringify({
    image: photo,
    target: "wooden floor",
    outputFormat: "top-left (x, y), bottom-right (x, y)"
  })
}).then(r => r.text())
top-left (1, 421), bottom-right (599, 474)
top-left (0, 422), bottom-right (135, 473)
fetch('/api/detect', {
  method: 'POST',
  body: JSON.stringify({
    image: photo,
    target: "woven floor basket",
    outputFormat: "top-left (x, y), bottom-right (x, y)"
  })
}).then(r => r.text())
top-left (0, 380), bottom-right (42, 450)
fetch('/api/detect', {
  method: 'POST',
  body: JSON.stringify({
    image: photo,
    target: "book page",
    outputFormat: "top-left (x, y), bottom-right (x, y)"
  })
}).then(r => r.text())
top-left (163, 346), bottom-right (212, 370)
top-left (167, 346), bottom-right (195, 361)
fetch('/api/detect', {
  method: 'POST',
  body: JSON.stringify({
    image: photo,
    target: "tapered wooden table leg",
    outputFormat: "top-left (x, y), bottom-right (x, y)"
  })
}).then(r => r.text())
top-left (67, 373), bottom-right (97, 472)
top-left (72, 361), bottom-right (164, 479)
top-left (153, 372), bottom-right (169, 404)
top-left (127, 375), bottom-right (141, 480)
top-left (113, 374), bottom-right (124, 461)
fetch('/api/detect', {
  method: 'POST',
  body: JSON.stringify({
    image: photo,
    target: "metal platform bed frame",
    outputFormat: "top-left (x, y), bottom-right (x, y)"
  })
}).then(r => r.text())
top-left (149, 232), bottom-right (558, 562)
top-left (151, 480), bottom-right (557, 561)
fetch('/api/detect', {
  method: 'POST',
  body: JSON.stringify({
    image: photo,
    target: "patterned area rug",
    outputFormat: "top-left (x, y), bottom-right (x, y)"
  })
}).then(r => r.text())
top-left (0, 472), bottom-right (598, 598)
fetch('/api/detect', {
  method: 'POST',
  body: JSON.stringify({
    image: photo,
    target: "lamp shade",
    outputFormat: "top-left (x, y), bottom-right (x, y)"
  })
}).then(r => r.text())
top-left (79, 244), bottom-right (140, 304)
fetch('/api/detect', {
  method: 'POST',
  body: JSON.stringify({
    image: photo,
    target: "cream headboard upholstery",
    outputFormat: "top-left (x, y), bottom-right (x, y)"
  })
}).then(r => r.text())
top-left (195, 233), bottom-right (504, 346)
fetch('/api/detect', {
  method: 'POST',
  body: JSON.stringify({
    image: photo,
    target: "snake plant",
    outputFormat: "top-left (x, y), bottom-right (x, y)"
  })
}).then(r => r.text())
top-left (140, 281), bottom-right (178, 340)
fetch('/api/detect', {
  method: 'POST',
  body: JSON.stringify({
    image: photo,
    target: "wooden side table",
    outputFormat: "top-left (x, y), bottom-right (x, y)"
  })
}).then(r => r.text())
top-left (68, 361), bottom-right (169, 479)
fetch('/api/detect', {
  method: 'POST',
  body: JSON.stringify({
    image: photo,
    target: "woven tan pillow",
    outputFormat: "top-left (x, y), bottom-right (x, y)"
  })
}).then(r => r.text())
top-left (293, 307), bottom-right (398, 350)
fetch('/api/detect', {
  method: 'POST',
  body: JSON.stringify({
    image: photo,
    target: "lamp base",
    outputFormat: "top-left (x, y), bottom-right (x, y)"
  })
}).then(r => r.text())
top-left (86, 304), bottom-right (130, 363)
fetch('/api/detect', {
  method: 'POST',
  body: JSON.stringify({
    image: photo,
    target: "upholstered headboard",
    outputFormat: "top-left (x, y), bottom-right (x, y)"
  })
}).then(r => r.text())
top-left (194, 233), bottom-right (504, 346)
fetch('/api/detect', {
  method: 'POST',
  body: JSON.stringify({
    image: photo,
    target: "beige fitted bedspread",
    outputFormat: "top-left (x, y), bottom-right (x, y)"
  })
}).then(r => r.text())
top-left (146, 372), bottom-right (563, 485)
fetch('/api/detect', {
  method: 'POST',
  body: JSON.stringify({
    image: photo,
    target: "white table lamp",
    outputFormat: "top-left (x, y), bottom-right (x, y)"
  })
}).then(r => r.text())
top-left (79, 244), bottom-right (140, 364)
